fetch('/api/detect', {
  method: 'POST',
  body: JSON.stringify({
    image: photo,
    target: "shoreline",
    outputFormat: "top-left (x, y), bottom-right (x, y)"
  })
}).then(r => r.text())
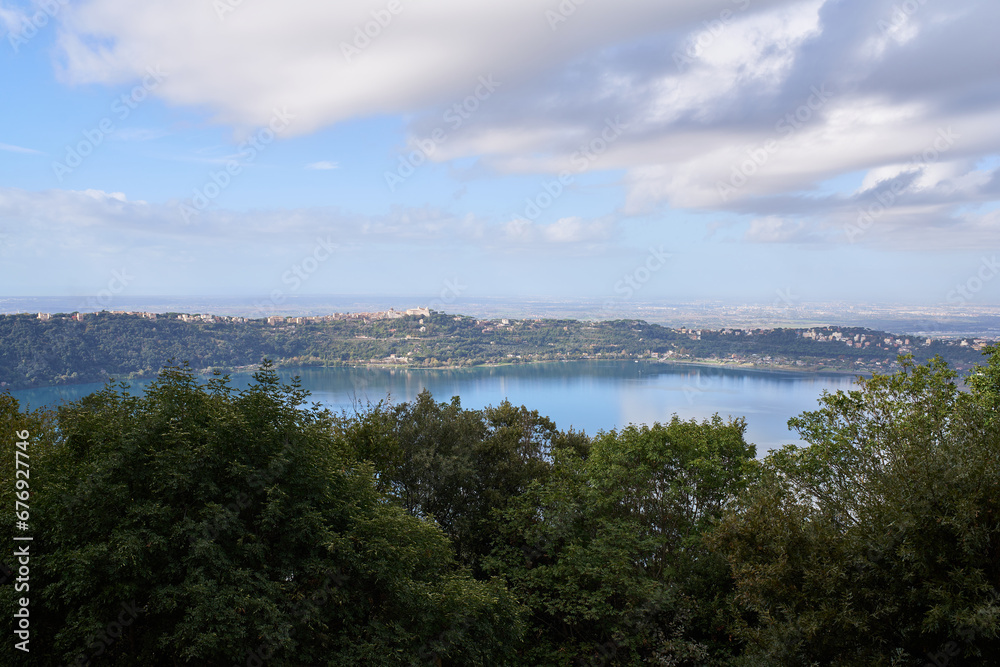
top-left (4, 355), bottom-right (875, 393)
top-left (282, 357), bottom-right (875, 378)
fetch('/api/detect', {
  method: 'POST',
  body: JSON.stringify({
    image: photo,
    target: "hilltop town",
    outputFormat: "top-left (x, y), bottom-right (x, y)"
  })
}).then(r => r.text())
top-left (35, 307), bottom-right (431, 325)
top-left (2, 310), bottom-right (995, 391)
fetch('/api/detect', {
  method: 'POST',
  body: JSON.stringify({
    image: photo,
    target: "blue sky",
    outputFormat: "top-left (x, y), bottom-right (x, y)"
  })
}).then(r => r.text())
top-left (1, 0), bottom-right (998, 309)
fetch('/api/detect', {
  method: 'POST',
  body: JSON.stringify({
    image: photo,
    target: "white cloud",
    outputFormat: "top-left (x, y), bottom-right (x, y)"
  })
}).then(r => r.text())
top-left (744, 216), bottom-right (810, 243)
top-left (53, 0), bottom-right (791, 134)
top-left (0, 2), bottom-right (26, 34)
top-left (41, 0), bottom-right (1000, 250)
top-left (305, 160), bottom-right (339, 170)
top-left (544, 216), bottom-right (612, 244)
top-left (502, 215), bottom-right (612, 246)
top-left (112, 127), bottom-right (169, 142)
top-left (0, 187), bottom-right (616, 252)
top-left (77, 189), bottom-right (128, 202)
top-left (0, 142), bottom-right (43, 155)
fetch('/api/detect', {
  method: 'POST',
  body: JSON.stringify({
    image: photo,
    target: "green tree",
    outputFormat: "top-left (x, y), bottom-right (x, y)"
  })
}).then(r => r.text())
top-left (338, 390), bottom-right (561, 576)
top-left (488, 415), bottom-right (754, 665)
top-left (6, 364), bottom-right (521, 666)
top-left (711, 351), bottom-right (1000, 665)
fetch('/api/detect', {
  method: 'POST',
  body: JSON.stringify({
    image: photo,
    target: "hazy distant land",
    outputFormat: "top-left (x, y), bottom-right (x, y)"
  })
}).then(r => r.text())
top-left (3, 295), bottom-right (998, 338)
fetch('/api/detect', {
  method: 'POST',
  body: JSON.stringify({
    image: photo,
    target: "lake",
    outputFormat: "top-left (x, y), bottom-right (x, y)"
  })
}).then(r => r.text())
top-left (9, 361), bottom-right (860, 452)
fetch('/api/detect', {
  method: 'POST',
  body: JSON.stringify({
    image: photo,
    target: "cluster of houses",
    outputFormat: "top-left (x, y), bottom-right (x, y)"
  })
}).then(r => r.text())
top-left (678, 327), bottom-right (778, 341)
top-left (799, 329), bottom-right (914, 349)
top-left (34, 307), bottom-right (432, 326)
top-left (264, 307), bottom-right (430, 326)
top-left (36, 311), bottom-right (158, 322)
top-left (799, 328), bottom-right (996, 352)
top-left (961, 338), bottom-right (994, 350)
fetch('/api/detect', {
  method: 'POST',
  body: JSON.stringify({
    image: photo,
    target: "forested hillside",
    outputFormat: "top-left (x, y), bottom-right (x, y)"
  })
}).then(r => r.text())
top-left (2, 347), bottom-right (998, 665)
top-left (0, 310), bottom-right (990, 390)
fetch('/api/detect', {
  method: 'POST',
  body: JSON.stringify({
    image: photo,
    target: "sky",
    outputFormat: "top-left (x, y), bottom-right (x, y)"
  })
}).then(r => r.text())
top-left (1, 0), bottom-right (998, 311)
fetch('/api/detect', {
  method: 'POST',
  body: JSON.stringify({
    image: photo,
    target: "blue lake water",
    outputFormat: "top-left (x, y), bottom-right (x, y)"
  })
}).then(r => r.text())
top-left (9, 361), bottom-right (860, 452)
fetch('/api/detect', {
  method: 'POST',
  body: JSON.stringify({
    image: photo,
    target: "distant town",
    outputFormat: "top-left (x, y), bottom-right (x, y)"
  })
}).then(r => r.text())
top-left (2, 308), bottom-right (996, 391)
top-left (35, 306), bottom-right (432, 325)
top-left (9, 296), bottom-right (998, 338)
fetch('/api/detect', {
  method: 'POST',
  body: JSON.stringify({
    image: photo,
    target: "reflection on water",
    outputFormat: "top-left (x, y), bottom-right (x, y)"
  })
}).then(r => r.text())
top-left (9, 361), bottom-right (859, 452)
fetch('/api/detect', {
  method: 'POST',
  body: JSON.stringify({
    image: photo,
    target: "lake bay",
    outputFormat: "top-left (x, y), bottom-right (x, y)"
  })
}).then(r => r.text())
top-left (10, 361), bottom-right (859, 452)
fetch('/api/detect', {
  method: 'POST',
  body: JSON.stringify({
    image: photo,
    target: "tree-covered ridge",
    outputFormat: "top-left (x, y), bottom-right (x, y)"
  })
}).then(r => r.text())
top-left (2, 347), bottom-right (998, 665)
top-left (1, 310), bottom-right (991, 390)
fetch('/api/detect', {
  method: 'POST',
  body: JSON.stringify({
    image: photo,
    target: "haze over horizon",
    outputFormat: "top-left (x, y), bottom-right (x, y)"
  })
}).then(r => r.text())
top-left (2, 0), bottom-right (999, 307)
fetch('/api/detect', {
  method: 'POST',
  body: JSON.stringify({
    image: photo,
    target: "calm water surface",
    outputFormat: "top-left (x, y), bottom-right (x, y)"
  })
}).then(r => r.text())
top-left (10, 361), bottom-right (859, 452)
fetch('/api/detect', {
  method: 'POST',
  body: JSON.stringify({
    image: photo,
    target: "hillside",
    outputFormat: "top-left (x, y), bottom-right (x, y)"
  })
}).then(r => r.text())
top-left (0, 310), bottom-right (992, 390)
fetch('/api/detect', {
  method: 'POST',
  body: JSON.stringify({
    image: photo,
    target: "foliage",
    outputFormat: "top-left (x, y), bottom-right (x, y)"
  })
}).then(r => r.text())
top-left (337, 390), bottom-right (563, 577)
top-left (1, 364), bottom-right (521, 666)
top-left (486, 416), bottom-right (755, 665)
top-left (711, 351), bottom-right (1000, 664)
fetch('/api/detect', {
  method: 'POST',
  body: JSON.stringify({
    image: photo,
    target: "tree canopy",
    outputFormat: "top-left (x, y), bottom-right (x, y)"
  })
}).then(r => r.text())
top-left (2, 363), bottom-right (521, 666)
top-left (711, 348), bottom-right (1000, 664)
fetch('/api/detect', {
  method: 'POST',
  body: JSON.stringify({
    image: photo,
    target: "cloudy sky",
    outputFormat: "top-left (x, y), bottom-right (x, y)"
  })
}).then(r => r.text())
top-left (1, 0), bottom-right (998, 308)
